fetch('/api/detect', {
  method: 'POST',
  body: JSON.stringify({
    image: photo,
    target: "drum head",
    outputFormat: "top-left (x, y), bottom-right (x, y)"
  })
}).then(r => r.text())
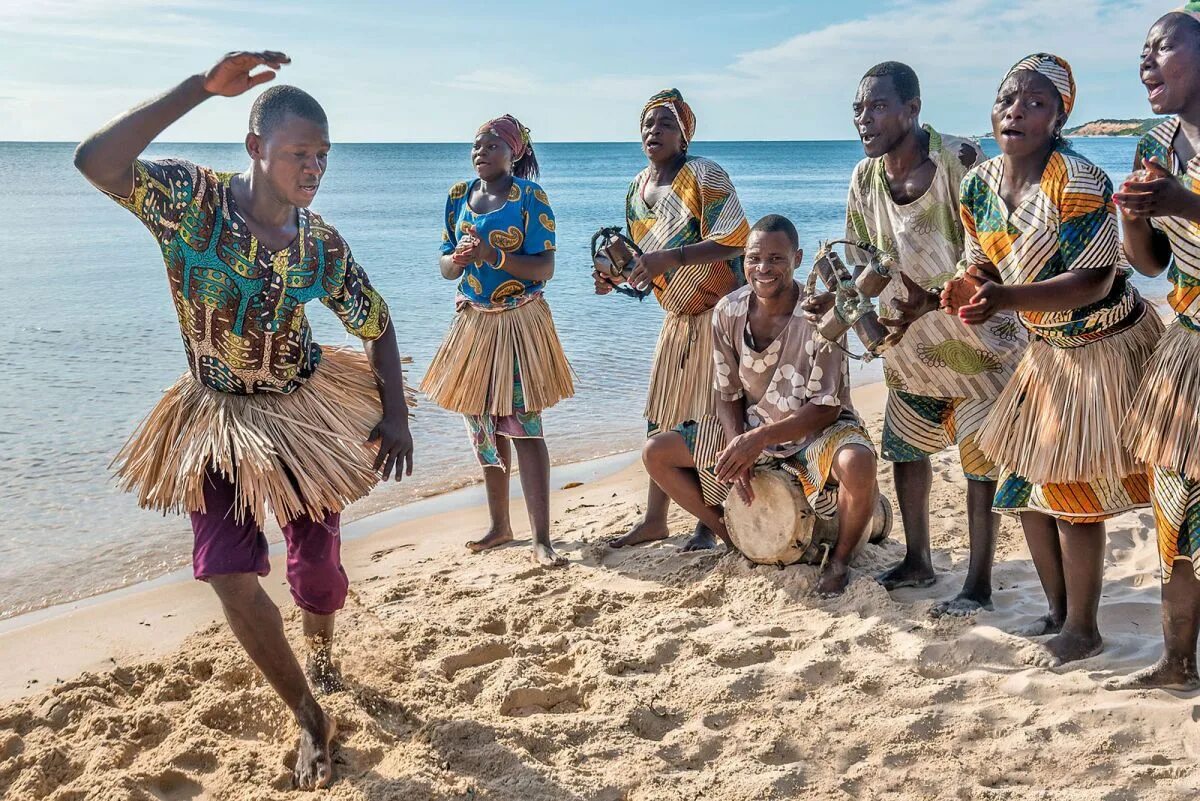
top-left (725, 469), bottom-right (812, 565)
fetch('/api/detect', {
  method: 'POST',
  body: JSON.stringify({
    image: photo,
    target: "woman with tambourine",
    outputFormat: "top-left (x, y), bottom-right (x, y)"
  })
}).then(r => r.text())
top-left (595, 88), bottom-right (750, 551)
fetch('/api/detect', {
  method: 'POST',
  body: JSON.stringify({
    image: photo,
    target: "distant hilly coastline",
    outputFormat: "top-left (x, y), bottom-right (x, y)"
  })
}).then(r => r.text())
top-left (981, 117), bottom-right (1168, 139)
top-left (1065, 118), bottom-right (1168, 136)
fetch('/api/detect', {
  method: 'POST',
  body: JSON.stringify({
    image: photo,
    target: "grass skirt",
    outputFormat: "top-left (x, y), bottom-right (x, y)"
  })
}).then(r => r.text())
top-left (1125, 320), bottom-right (1200, 481)
top-left (645, 309), bottom-right (717, 430)
top-left (420, 294), bottom-right (574, 416)
top-left (977, 306), bottom-right (1162, 485)
top-left (113, 347), bottom-right (414, 527)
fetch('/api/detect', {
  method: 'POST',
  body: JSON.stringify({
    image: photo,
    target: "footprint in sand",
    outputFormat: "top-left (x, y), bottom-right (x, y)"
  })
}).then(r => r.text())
top-left (711, 641), bottom-right (775, 669)
top-left (627, 706), bottom-right (684, 741)
top-left (142, 769), bottom-right (203, 801)
top-left (439, 641), bottom-right (512, 679)
top-left (499, 685), bottom-right (587, 717)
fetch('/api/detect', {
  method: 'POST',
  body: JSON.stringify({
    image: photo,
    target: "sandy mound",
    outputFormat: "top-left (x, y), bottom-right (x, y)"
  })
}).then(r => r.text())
top-left (3, 415), bottom-right (1199, 800)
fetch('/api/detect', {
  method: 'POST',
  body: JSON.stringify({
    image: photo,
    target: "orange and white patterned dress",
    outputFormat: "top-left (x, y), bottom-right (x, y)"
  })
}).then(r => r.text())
top-left (625, 156), bottom-right (750, 438)
top-left (959, 147), bottom-right (1160, 522)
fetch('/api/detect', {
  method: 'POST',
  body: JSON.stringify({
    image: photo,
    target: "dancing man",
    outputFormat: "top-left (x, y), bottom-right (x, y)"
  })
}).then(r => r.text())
top-left (74, 52), bottom-right (415, 789)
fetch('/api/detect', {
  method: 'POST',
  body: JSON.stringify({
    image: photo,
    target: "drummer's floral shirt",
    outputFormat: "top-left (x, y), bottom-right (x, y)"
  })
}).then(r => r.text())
top-left (712, 282), bottom-right (859, 458)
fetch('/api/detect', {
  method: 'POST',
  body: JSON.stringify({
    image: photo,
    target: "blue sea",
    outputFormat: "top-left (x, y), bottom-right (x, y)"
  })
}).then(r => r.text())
top-left (0, 137), bottom-right (1154, 617)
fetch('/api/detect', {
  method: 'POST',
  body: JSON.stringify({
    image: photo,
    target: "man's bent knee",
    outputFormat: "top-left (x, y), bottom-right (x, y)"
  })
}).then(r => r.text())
top-left (287, 560), bottom-right (348, 616)
top-left (834, 444), bottom-right (877, 487)
top-left (642, 431), bottom-right (694, 471)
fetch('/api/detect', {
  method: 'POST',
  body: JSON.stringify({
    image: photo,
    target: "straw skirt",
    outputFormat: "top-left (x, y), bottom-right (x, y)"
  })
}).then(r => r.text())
top-left (645, 308), bottom-right (717, 430)
top-left (113, 347), bottom-right (415, 528)
top-left (1125, 320), bottom-right (1200, 481)
top-left (420, 294), bottom-right (574, 417)
top-left (980, 306), bottom-right (1162, 522)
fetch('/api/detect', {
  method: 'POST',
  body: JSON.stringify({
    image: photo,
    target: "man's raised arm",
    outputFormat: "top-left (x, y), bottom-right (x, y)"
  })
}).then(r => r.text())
top-left (73, 51), bottom-right (289, 196)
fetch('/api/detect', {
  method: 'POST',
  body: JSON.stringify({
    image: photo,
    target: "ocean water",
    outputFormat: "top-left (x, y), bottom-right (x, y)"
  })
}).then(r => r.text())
top-left (0, 137), bottom-right (1152, 618)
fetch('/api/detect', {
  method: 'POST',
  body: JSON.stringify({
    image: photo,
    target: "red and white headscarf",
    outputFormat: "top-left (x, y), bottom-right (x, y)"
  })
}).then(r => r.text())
top-left (476, 114), bottom-right (532, 160)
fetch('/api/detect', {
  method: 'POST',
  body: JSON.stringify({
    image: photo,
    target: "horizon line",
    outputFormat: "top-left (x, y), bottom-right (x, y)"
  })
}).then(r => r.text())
top-left (4, 138), bottom-right (865, 146)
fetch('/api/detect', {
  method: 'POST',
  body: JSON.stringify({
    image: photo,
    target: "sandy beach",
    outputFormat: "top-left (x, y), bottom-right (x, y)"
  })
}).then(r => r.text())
top-left (2, 382), bottom-right (1198, 801)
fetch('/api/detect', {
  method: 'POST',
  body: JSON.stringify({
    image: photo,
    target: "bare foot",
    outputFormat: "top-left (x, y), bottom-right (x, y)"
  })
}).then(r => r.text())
top-left (682, 522), bottom-right (718, 552)
top-left (608, 519), bottom-right (669, 548)
top-left (467, 526), bottom-right (513, 553)
top-left (815, 561), bottom-right (851, 598)
top-left (877, 560), bottom-right (936, 590)
top-left (929, 592), bottom-right (994, 619)
top-left (1104, 656), bottom-right (1200, 692)
top-left (533, 541), bottom-right (568, 567)
top-left (1013, 613), bottom-right (1064, 637)
top-left (305, 649), bottom-right (346, 696)
top-left (1039, 629), bottom-right (1103, 666)
top-left (293, 703), bottom-right (337, 791)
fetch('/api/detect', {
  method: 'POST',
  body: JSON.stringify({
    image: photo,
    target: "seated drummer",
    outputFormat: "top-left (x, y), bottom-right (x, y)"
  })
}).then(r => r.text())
top-left (642, 214), bottom-right (879, 595)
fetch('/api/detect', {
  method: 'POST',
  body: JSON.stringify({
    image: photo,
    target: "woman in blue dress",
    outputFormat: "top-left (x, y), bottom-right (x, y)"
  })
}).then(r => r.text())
top-left (422, 115), bottom-right (574, 566)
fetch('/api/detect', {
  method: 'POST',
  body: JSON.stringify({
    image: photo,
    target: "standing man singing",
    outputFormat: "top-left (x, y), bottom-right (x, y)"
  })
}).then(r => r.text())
top-left (818, 62), bottom-right (1027, 616)
top-left (74, 52), bottom-right (415, 790)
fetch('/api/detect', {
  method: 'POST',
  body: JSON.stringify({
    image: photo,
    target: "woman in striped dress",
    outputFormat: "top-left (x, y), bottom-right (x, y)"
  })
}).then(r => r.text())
top-left (596, 89), bottom-right (750, 551)
top-left (1110, 8), bottom-right (1200, 691)
top-left (945, 54), bottom-right (1161, 665)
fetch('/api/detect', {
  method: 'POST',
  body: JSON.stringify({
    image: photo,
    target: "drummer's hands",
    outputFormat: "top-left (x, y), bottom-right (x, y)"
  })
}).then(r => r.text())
top-left (801, 291), bottom-right (834, 324)
top-left (732, 469), bottom-right (755, 506)
top-left (715, 431), bottom-right (761, 490)
top-left (627, 249), bottom-right (676, 290)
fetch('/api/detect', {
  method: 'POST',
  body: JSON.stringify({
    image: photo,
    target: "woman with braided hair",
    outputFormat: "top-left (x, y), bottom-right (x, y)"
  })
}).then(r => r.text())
top-left (423, 114), bottom-right (574, 567)
top-left (598, 89), bottom-right (751, 551)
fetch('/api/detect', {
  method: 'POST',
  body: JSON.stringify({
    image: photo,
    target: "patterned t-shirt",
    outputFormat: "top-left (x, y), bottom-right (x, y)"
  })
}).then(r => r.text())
top-left (103, 159), bottom-right (390, 395)
top-left (845, 126), bottom-right (1027, 398)
top-left (712, 283), bottom-right (858, 458)
top-left (1135, 117), bottom-right (1200, 329)
top-left (441, 177), bottom-right (555, 310)
top-left (626, 156), bottom-right (750, 316)
top-left (959, 147), bottom-right (1138, 347)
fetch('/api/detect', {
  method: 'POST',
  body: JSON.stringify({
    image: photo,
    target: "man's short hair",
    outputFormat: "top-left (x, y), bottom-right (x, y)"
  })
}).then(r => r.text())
top-left (1163, 10), bottom-right (1200, 41)
top-left (750, 214), bottom-right (800, 250)
top-left (861, 61), bottom-right (921, 103)
top-left (249, 85), bottom-right (328, 137)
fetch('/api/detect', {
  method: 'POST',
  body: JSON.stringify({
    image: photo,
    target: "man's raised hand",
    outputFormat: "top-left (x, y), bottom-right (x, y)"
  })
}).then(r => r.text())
top-left (203, 51), bottom-right (290, 98)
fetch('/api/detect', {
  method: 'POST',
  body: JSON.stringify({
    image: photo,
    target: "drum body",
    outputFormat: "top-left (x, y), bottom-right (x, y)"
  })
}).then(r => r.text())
top-left (724, 468), bottom-right (892, 566)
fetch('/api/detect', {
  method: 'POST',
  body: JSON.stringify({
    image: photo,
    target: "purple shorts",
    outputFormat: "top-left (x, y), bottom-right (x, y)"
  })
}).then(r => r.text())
top-left (190, 470), bottom-right (349, 616)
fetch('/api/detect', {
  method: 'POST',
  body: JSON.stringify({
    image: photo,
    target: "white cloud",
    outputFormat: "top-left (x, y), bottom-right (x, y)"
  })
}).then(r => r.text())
top-left (678, 0), bottom-right (1169, 138)
top-left (0, 0), bottom-right (1179, 141)
top-left (443, 69), bottom-right (543, 96)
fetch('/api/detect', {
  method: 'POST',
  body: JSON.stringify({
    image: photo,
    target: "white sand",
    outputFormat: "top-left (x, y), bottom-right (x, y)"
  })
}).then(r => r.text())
top-left (2, 383), bottom-right (1198, 801)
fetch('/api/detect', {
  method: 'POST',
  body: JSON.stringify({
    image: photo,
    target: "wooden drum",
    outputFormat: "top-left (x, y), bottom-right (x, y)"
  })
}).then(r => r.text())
top-left (724, 468), bottom-right (892, 566)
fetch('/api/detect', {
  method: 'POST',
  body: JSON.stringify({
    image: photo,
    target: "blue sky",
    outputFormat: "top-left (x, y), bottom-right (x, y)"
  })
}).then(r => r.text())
top-left (0, 0), bottom-right (1175, 142)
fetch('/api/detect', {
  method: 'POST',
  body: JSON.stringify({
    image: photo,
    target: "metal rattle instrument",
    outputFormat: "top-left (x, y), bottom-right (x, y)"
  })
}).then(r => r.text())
top-left (805, 239), bottom-right (904, 361)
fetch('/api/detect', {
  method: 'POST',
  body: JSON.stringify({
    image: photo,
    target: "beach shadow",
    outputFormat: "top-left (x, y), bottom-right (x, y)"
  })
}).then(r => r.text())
top-left (404, 717), bottom-right (618, 801)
